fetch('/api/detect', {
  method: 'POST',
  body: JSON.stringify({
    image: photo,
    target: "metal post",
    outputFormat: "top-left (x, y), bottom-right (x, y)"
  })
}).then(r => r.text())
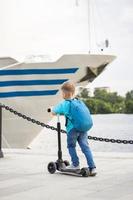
top-left (0, 106), bottom-right (4, 158)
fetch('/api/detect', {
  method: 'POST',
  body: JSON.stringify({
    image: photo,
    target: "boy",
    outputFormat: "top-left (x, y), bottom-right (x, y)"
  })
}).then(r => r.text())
top-left (52, 81), bottom-right (96, 176)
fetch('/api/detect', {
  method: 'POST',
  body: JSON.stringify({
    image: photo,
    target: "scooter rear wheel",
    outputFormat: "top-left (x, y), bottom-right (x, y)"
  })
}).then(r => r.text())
top-left (81, 168), bottom-right (89, 177)
top-left (47, 162), bottom-right (57, 174)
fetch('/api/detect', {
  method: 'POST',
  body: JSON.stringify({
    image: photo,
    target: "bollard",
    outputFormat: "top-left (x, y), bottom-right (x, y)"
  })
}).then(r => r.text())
top-left (0, 106), bottom-right (4, 158)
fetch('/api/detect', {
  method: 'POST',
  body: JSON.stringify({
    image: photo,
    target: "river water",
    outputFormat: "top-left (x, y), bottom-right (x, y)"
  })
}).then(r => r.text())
top-left (89, 114), bottom-right (133, 152)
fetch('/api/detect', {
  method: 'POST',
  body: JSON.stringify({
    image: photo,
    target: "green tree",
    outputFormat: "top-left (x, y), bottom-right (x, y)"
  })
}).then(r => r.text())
top-left (125, 100), bottom-right (133, 113)
top-left (84, 98), bottom-right (97, 114)
top-left (125, 90), bottom-right (133, 113)
top-left (79, 88), bottom-right (90, 98)
top-left (93, 89), bottom-right (125, 113)
top-left (81, 88), bottom-right (133, 114)
top-left (126, 90), bottom-right (133, 100)
top-left (95, 99), bottom-right (113, 114)
top-left (112, 102), bottom-right (125, 113)
top-left (84, 98), bottom-right (113, 114)
top-left (93, 89), bottom-right (108, 101)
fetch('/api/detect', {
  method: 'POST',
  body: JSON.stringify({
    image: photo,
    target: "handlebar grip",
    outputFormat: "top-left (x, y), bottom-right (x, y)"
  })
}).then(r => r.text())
top-left (47, 108), bottom-right (51, 112)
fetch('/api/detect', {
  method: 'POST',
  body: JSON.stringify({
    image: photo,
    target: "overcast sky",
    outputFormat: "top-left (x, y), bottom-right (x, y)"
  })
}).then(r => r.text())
top-left (0, 0), bottom-right (133, 96)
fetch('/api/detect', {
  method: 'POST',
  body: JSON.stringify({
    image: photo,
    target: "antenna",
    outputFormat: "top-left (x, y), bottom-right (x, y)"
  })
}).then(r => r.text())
top-left (105, 39), bottom-right (109, 48)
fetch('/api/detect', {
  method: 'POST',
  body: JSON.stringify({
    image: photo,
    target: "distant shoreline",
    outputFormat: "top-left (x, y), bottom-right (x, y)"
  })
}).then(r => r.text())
top-left (78, 89), bottom-right (133, 114)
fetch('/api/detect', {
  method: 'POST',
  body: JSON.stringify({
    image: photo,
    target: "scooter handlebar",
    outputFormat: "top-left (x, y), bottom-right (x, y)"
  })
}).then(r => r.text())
top-left (47, 107), bottom-right (53, 113)
top-left (47, 108), bottom-right (51, 113)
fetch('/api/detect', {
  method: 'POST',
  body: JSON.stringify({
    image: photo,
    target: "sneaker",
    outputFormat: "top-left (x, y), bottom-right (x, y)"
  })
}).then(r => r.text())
top-left (66, 164), bottom-right (80, 170)
top-left (89, 168), bottom-right (97, 176)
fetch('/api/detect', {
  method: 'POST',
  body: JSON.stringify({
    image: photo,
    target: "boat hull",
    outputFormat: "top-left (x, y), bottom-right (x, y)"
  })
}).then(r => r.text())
top-left (0, 54), bottom-right (116, 148)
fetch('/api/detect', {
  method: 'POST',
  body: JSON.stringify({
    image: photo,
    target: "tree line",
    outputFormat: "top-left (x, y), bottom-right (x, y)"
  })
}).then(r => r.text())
top-left (78, 88), bottom-right (133, 114)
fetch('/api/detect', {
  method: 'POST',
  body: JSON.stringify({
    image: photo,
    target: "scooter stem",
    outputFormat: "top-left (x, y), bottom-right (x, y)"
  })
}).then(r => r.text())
top-left (57, 114), bottom-right (63, 161)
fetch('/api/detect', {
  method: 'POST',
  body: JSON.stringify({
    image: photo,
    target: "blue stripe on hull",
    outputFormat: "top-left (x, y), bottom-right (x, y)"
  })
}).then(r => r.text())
top-left (0, 68), bottom-right (78, 76)
top-left (0, 90), bottom-right (58, 98)
top-left (0, 79), bottom-right (68, 87)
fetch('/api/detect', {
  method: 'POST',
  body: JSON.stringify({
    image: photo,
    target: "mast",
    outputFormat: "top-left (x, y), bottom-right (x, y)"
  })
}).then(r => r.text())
top-left (88, 0), bottom-right (91, 54)
top-left (75, 0), bottom-right (91, 53)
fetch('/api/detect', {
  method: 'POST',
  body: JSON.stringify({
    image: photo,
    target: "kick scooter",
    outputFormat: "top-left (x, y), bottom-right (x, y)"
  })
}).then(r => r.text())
top-left (47, 111), bottom-right (90, 177)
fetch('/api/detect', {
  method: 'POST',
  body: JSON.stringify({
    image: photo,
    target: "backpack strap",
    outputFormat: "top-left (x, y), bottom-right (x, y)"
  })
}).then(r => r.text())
top-left (65, 99), bottom-right (73, 127)
top-left (65, 98), bottom-right (79, 127)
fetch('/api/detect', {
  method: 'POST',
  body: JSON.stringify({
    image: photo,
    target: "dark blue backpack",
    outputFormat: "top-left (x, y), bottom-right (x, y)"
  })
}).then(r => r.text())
top-left (66, 98), bottom-right (93, 132)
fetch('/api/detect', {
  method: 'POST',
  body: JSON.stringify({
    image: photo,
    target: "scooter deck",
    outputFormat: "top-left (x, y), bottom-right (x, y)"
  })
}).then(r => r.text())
top-left (61, 168), bottom-right (81, 173)
top-left (60, 169), bottom-right (82, 176)
top-left (60, 168), bottom-right (89, 177)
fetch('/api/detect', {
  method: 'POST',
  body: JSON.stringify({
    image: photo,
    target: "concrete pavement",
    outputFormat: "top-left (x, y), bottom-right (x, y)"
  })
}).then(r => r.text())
top-left (0, 149), bottom-right (133, 200)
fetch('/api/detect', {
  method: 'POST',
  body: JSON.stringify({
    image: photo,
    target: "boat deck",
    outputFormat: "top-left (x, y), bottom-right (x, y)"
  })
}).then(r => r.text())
top-left (0, 149), bottom-right (133, 200)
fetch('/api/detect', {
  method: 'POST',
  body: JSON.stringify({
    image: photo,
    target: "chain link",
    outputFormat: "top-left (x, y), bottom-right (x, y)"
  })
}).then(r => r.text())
top-left (88, 136), bottom-right (133, 144)
top-left (0, 103), bottom-right (133, 144)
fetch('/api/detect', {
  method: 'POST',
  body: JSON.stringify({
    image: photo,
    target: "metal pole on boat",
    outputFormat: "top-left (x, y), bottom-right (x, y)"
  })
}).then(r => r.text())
top-left (88, 0), bottom-right (91, 54)
top-left (0, 106), bottom-right (4, 158)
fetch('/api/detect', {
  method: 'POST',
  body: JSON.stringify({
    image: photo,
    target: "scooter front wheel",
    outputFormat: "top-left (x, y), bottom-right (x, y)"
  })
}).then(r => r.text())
top-left (47, 162), bottom-right (57, 174)
top-left (64, 160), bottom-right (70, 167)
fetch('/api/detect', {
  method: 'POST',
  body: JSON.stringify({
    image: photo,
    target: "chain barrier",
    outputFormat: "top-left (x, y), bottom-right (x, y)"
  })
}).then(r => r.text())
top-left (0, 103), bottom-right (133, 145)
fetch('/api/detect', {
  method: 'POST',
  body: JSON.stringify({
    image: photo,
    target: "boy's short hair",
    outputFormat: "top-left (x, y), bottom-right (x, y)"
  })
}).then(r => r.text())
top-left (61, 82), bottom-right (75, 94)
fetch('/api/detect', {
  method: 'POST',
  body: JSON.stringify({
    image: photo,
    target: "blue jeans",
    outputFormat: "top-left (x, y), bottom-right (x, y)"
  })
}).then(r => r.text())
top-left (67, 128), bottom-right (96, 169)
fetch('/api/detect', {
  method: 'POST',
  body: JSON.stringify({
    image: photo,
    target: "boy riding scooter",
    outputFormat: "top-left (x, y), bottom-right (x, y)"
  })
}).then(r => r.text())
top-left (52, 81), bottom-right (97, 176)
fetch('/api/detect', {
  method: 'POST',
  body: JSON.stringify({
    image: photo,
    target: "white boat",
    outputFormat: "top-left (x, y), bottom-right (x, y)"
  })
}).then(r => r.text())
top-left (0, 0), bottom-right (116, 148)
top-left (0, 54), bottom-right (115, 148)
